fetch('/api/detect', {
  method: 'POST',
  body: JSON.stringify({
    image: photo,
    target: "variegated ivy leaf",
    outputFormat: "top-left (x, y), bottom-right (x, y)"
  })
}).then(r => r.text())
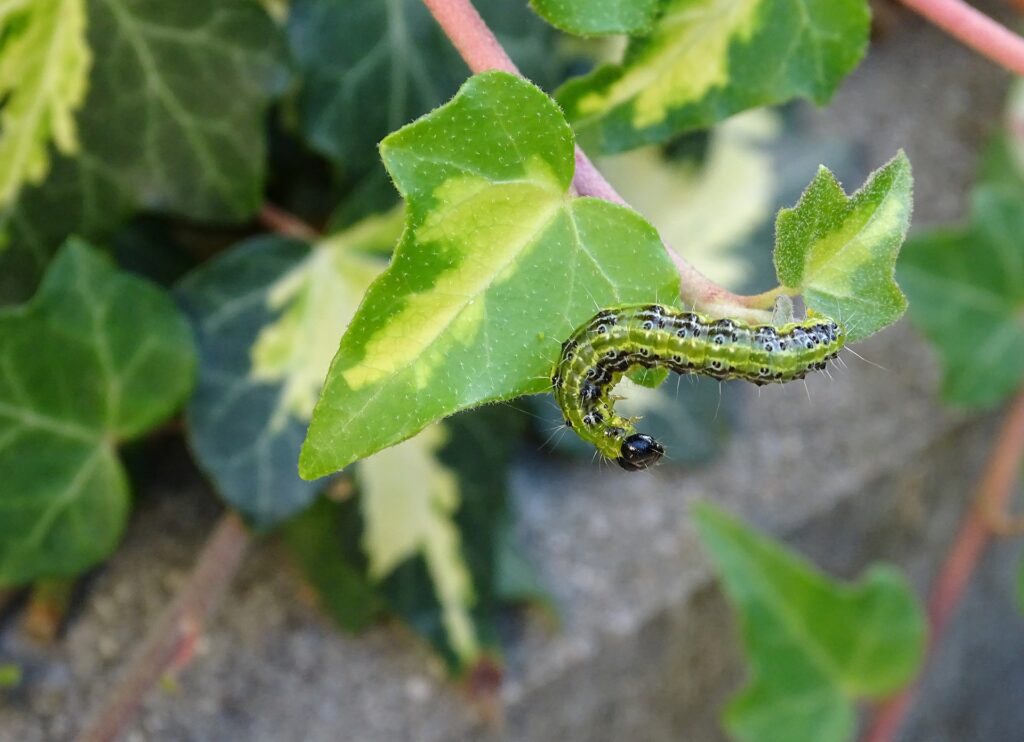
top-left (359, 424), bottom-right (479, 664)
top-left (774, 152), bottom-right (913, 342)
top-left (0, 0), bottom-right (291, 302)
top-left (300, 71), bottom-right (680, 479)
top-left (693, 502), bottom-right (925, 742)
top-left (0, 0), bottom-right (91, 206)
top-left (0, 239), bottom-right (195, 584)
top-left (556, 0), bottom-right (869, 153)
top-left (284, 405), bottom-right (536, 672)
top-left (178, 210), bottom-right (401, 527)
top-left (531, 0), bottom-right (662, 36)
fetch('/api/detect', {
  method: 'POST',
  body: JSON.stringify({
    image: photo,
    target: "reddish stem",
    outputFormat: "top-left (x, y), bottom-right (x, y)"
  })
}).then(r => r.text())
top-left (76, 513), bottom-right (252, 742)
top-left (862, 388), bottom-right (1024, 742)
top-left (257, 203), bottom-right (321, 241)
top-left (419, 0), bottom-right (773, 319)
top-left (900, 0), bottom-right (1024, 75)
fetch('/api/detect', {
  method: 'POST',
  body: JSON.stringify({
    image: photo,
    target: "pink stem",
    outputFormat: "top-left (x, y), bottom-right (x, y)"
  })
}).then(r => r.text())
top-left (861, 388), bottom-right (1024, 742)
top-left (900, 0), bottom-right (1024, 75)
top-left (420, 0), bottom-right (771, 317)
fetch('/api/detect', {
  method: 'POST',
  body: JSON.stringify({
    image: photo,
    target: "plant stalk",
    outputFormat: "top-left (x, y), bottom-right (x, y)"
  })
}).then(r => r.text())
top-left (861, 387), bottom-right (1024, 742)
top-left (75, 512), bottom-right (252, 742)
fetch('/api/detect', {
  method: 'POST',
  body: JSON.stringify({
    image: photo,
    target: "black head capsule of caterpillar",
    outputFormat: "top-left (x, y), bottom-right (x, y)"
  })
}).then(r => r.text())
top-left (616, 433), bottom-right (664, 471)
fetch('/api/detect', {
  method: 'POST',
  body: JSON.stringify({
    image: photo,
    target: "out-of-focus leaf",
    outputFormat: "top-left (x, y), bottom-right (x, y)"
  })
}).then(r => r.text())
top-left (0, 0), bottom-right (91, 205)
top-left (287, 0), bottom-right (559, 176)
top-left (284, 406), bottom-right (540, 672)
top-left (178, 209), bottom-right (400, 527)
top-left (899, 187), bottom-right (1024, 408)
top-left (692, 502), bottom-right (926, 742)
top-left (0, 0), bottom-right (291, 299)
top-left (0, 663), bottom-right (21, 689)
top-left (0, 240), bottom-right (195, 584)
top-left (300, 72), bottom-right (680, 479)
top-left (531, 0), bottom-right (661, 36)
top-left (774, 152), bottom-right (912, 342)
top-left (556, 0), bottom-right (869, 153)
top-left (280, 495), bottom-right (383, 630)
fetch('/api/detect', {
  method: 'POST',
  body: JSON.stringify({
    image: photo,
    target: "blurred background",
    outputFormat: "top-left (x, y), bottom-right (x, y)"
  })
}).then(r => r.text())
top-left (0, 0), bottom-right (1022, 740)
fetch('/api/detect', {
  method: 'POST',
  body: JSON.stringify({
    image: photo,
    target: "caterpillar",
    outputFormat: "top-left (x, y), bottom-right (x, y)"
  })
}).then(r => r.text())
top-left (551, 304), bottom-right (846, 471)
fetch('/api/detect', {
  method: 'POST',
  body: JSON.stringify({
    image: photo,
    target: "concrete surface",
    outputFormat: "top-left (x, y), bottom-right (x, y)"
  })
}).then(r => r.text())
top-left (1, 3), bottom-right (1021, 741)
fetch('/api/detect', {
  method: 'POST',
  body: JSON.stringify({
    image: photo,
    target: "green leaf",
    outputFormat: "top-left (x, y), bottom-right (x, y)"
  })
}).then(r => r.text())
top-left (556, 0), bottom-right (869, 153)
top-left (300, 71), bottom-right (680, 479)
top-left (0, 239), bottom-right (195, 584)
top-left (178, 210), bottom-right (399, 527)
top-left (774, 152), bottom-right (913, 342)
top-left (692, 502), bottom-right (926, 742)
top-left (530, 0), bottom-right (661, 36)
top-left (285, 406), bottom-right (534, 671)
top-left (288, 0), bottom-right (559, 176)
top-left (0, 0), bottom-right (91, 205)
top-left (359, 424), bottom-right (479, 663)
top-left (0, 663), bottom-right (21, 689)
top-left (899, 186), bottom-right (1024, 408)
top-left (0, 0), bottom-right (291, 298)
top-left (280, 495), bottom-right (384, 631)
top-left (371, 406), bottom-right (531, 669)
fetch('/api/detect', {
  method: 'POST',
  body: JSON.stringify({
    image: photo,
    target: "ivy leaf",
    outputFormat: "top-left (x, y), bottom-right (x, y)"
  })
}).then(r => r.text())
top-left (774, 152), bottom-right (913, 342)
top-left (285, 406), bottom-right (534, 671)
top-left (178, 210), bottom-right (400, 527)
top-left (0, 239), bottom-right (195, 584)
top-left (0, 0), bottom-right (91, 205)
top-left (556, 0), bottom-right (869, 153)
top-left (300, 71), bottom-right (680, 479)
top-left (280, 495), bottom-right (384, 631)
top-left (0, 0), bottom-right (291, 299)
top-left (530, 0), bottom-right (662, 36)
top-left (899, 187), bottom-right (1024, 408)
top-left (692, 502), bottom-right (925, 742)
top-left (288, 0), bottom-right (558, 176)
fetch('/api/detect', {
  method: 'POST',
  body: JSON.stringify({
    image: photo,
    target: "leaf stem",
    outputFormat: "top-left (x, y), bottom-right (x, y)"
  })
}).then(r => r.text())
top-left (75, 512), bottom-right (252, 742)
top-left (900, 0), bottom-right (1024, 75)
top-left (258, 203), bottom-right (321, 241)
top-left (861, 386), bottom-right (1024, 742)
top-left (419, 0), bottom-right (775, 321)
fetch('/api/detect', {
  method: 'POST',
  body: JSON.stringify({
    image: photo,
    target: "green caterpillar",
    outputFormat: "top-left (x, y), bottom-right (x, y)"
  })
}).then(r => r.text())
top-left (551, 304), bottom-right (846, 470)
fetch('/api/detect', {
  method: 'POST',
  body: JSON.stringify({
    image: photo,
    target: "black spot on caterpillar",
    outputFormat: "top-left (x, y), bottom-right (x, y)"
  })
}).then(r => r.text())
top-left (551, 304), bottom-right (846, 470)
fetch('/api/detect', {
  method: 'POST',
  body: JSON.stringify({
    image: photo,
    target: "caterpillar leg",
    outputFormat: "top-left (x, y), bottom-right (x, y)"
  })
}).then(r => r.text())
top-left (616, 433), bottom-right (664, 471)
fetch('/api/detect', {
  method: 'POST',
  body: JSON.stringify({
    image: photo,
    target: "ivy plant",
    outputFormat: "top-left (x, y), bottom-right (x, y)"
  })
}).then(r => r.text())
top-left (8, 0), bottom-right (1001, 738)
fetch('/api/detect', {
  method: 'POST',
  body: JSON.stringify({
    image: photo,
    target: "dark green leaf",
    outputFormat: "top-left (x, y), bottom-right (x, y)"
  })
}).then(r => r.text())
top-left (178, 210), bottom-right (398, 527)
top-left (0, 239), bottom-right (195, 584)
top-left (280, 495), bottom-right (383, 630)
top-left (0, 0), bottom-right (291, 298)
top-left (692, 502), bottom-right (925, 742)
top-left (899, 186), bottom-right (1024, 408)
top-left (287, 0), bottom-right (559, 175)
